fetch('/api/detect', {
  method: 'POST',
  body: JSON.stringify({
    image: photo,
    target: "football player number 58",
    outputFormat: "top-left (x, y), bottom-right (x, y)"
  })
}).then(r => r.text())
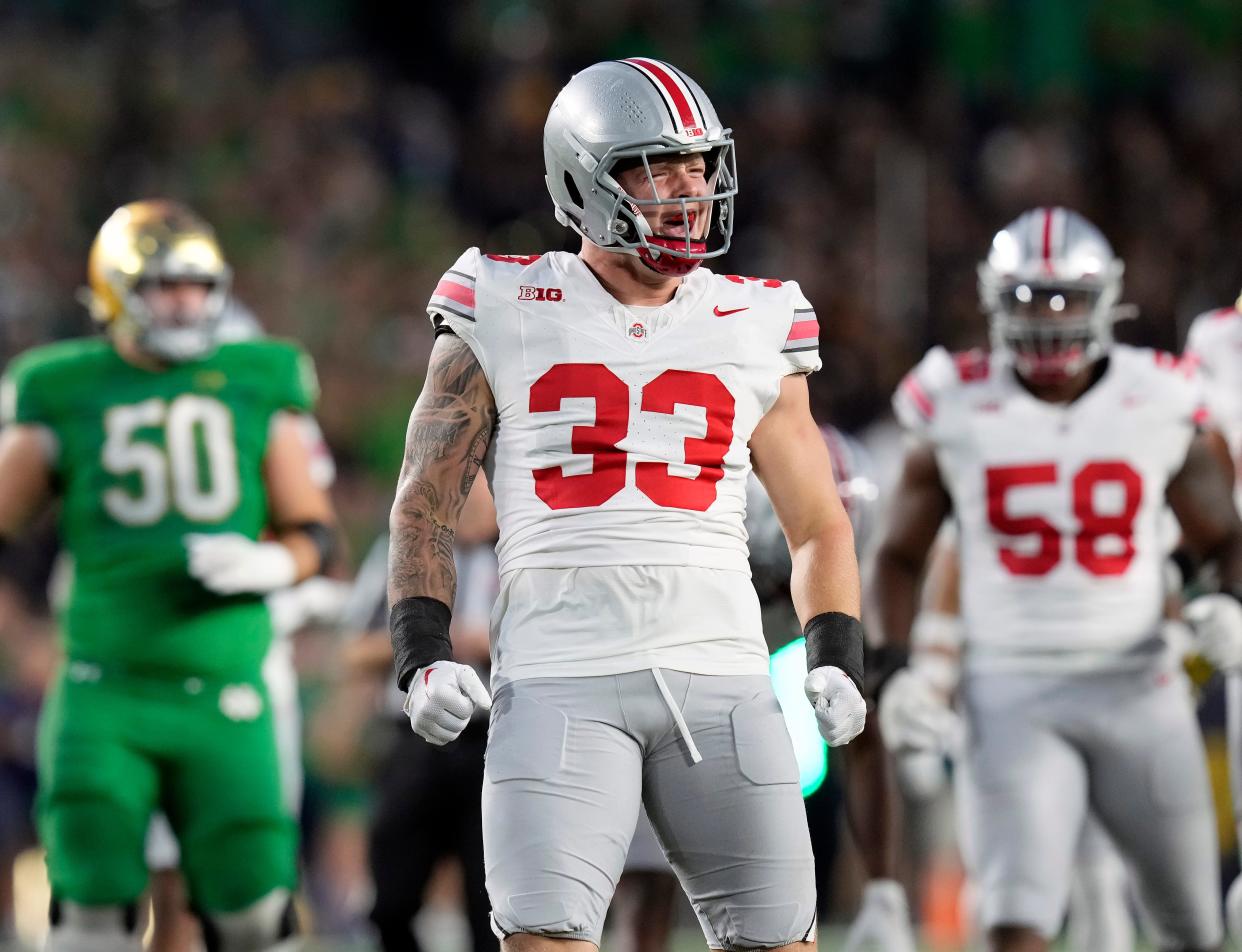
top-left (529, 363), bottom-right (735, 512)
top-left (986, 461), bottom-right (1142, 576)
top-left (102, 395), bottom-right (241, 525)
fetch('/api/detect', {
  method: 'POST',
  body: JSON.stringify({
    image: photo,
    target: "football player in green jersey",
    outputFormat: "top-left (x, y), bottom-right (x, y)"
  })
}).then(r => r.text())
top-left (0, 200), bottom-right (336, 952)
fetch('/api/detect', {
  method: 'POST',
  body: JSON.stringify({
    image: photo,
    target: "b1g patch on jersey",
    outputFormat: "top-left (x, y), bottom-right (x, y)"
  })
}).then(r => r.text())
top-left (518, 285), bottom-right (564, 302)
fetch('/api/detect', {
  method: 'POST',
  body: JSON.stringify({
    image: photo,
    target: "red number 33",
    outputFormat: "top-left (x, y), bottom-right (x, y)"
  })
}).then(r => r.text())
top-left (528, 363), bottom-right (735, 511)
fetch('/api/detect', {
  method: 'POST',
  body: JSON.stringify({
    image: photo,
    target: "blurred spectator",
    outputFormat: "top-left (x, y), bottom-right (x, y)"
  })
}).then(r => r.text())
top-left (333, 480), bottom-right (498, 952)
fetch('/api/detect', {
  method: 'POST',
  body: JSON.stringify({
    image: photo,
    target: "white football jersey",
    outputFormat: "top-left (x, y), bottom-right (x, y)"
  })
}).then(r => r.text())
top-left (1185, 305), bottom-right (1242, 469)
top-left (427, 249), bottom-right (820, 682)
top-left (893, 345), bottom-right (1208, 672)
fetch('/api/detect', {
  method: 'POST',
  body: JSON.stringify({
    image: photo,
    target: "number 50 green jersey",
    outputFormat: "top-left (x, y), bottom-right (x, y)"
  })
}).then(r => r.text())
top-left (1, 336), bottom-right (319, 677)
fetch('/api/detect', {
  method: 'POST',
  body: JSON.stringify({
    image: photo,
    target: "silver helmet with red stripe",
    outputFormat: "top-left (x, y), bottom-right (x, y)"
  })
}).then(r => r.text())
top-left (978, 207), bottom-right (1125, 384)
top-left (544, 58), bottom-right (737, 276)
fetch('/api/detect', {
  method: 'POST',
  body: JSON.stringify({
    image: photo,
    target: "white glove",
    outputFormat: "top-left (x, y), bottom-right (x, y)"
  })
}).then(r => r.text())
top-left (266, 576), bottom-right (351, 637)
top-left (1227, 871), bottom-right (1242, 943)
top-left (842, 880), bottom-right (917, 952)
top-left (909, 611), bottom-right (964, 694)
top-left (878, 666), bottom-right (962, 754)
top-left (1161, 617), bottom-right (1196, 664)
top-left (404, 661), bottom-right (492, 746)
top-left (1184, 593), bottom-right (1242, 672)
top-left (185, 533), bottom-right (298, 595)
top-left (804, 665), bottom-right (867, 746)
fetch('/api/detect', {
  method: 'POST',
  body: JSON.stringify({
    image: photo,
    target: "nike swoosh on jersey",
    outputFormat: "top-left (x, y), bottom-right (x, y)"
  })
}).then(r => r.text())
top-left (713, 305), bottom-right (749, 316)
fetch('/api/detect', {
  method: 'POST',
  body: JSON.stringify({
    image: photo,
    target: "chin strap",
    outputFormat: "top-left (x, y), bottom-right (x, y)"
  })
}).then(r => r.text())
top-left (636, 237), bottom-right (707, 277)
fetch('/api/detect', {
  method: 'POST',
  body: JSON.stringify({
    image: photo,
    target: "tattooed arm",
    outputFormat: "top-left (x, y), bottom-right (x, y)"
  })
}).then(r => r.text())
top-left (388, 333), bottom-right (498, 611)
top-left (388, 332), bottom-right (498, 733)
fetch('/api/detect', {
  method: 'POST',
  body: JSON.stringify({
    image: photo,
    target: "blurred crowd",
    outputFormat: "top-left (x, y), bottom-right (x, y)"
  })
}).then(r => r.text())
top-left (4, 0), bottom-right (1242, 946)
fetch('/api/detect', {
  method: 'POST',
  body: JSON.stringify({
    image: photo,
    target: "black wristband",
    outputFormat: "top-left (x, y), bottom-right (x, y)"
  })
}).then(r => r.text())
top-left (389, 596), bottom-right (453, 691)
top-left (804, 611), bottom-right (865, 692)
top-left (863, 644), bottom-right (910, 700)
top-left (291, 520), bottom-right (336, 575)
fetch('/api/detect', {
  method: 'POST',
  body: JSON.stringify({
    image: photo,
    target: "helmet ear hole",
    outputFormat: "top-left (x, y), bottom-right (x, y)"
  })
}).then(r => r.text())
top-left (563, 172), bottom-right (584, 213)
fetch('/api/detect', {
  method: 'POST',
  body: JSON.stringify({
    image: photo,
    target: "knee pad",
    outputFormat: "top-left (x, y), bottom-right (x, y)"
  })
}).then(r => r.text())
top-left (199, 889), bottom-right (296, 952)
top-left (46, 901), bottom-right (141, 952)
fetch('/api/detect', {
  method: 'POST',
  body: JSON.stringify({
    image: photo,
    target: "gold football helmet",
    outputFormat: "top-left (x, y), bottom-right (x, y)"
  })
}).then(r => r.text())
top-left (85, 199), bottom-right (232, 362)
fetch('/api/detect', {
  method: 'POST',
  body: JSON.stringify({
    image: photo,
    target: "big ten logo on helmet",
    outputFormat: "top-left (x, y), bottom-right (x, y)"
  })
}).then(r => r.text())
top-left (518, 285), bottom-right (564, 302)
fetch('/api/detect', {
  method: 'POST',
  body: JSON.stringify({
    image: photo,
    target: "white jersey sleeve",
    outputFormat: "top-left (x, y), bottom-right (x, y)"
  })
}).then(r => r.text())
top-left (780, 281), bottom-right (822, 376)
top-left (1185, 306), bottom-right (1242, 454)
top-left (891, 346), bottom-right (978, 442)
top-left (427, 246), bottom-right (489, 372)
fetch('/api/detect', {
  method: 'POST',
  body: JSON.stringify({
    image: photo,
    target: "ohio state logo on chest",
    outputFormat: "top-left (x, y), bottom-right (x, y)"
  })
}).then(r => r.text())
top-left (518, 285), bottom-right (564, 302)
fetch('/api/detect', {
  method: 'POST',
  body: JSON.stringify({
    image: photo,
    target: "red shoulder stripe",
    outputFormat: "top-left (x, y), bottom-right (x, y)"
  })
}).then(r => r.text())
top-left (901, 375), bottom-right (934, 420)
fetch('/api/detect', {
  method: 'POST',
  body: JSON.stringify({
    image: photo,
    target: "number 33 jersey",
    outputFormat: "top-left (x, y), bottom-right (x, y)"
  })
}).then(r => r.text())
top-left (893, 345), bottom-right (1208, 672)
top-left (428, 249), bottom-right (820, 682)
top-left (0, 337), bottom-right (317, 677)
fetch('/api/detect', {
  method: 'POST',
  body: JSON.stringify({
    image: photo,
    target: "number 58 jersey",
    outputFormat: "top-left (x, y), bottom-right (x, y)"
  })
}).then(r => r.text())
top-left (893, 345), bottom-right (1207, 672)
top-left (428, 249), bottom-right (819, 681)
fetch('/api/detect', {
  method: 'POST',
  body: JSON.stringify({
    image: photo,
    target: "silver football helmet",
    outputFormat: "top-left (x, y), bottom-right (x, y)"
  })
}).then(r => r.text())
top-left (978, 207), bottom-right (1126, 383)
top-left (544, 58), bottom-right (737, 276)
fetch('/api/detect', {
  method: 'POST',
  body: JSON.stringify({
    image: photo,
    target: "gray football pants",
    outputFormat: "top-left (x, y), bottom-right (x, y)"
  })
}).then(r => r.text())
top-left (481, 670), bottom-right (817, 949)
top-left (955, 660), bottom-right (1222, 947)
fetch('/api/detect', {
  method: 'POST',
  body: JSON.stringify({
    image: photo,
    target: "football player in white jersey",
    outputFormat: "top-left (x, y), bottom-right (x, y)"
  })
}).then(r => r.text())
top-left (869, 206), bottom-right (1242, 952)
top-left (1183, 293), bottom-right (1242, 943)
top-left (386, 59), bottom-right (867, 951)
top-left (1185, 295), bottom-right (1242, 493)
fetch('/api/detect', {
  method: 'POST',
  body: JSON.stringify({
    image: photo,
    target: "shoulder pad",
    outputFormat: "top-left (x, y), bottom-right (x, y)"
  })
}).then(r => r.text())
top-left (721, 273), bottom-right (785, 289)
top-left (950, 348), bottom-right (990, 382)
top-left (1150, 348), bottom-right (1199, 380)
top-left (220, 338), bottom-right (318, 411)
top-left (428, 248), bottom-right (480, 326)
top-left (893, 346), bottom-right (972, 433)
top-left (1184, 307), bottom-right (1241, 366)
top-left (776, 279), bottom-right (819, 375)
top-left (1122, 346), bottom-right (1209, 427)
top-left (0, 338), bottom-right (109, 426)
top-left (481, 253), bottom-right (543, 267)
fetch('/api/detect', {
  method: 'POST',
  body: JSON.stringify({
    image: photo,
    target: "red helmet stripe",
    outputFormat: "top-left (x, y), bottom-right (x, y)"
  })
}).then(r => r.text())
top-left (624, 58), bottom-right (700, 132)
top-left (1041, 207), bottom-right (1054, 267)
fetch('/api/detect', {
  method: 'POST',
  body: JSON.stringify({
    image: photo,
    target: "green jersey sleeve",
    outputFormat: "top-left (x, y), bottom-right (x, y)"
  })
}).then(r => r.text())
top-left (2, 348), bottom-right (57, 426)
top-left (265, 339), bottom-right (319, 414)
top-left (217, 339), bottom-right (319, 415)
